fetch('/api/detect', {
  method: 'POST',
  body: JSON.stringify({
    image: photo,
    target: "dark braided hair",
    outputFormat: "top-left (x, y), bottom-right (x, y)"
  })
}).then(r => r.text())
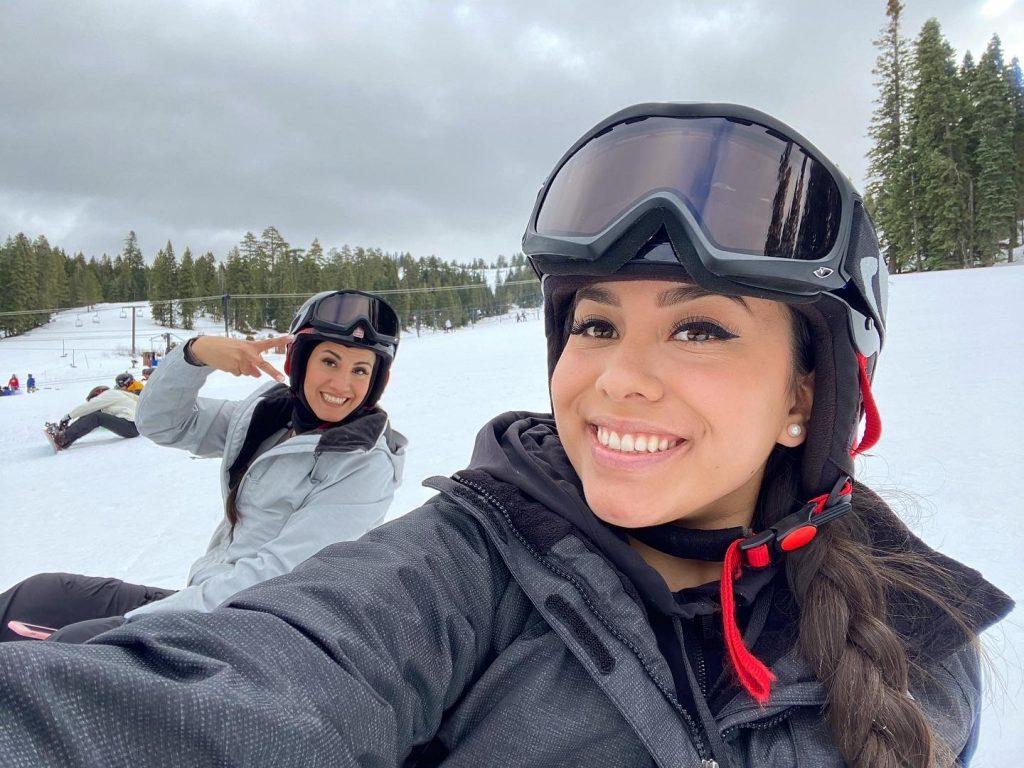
top-left (752, 308), bottom-right (968, 768)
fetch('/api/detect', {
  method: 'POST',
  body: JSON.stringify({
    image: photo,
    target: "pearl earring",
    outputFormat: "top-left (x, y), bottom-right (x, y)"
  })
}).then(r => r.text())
top-left (787, 424), bottom-right (803, 438)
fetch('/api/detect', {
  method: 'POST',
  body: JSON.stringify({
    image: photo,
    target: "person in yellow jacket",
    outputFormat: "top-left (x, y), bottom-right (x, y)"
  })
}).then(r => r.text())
top-left (116, 372), bottom-right (144, 394)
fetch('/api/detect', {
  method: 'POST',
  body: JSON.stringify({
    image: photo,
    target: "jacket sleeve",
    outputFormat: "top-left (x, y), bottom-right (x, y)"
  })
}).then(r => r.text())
top-left (912, 642), bottom-right (983, 764)
top-left (126, 451), bottom-right (399, 617)
top-left (0, 498), bottom-right (508, 766)
top-left (134, 341), bottom-right (239, 458)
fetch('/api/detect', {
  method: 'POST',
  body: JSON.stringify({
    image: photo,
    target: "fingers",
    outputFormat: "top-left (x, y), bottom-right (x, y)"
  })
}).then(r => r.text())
top-left (255, 358), bottom-right (286, 383)
top-left (254, 335), bottom-right (292, 352)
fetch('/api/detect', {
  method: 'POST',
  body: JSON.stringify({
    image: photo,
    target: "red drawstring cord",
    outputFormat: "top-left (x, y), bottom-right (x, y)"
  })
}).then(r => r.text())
top-left (720, 481), bottom-right (853, 706)
top-left (851, 352), bottom-right (881, 456)
top-left (720, 539), bottom-right (776, 706)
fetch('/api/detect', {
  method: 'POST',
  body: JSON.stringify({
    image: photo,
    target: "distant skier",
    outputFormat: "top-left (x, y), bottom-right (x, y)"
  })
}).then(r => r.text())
top-left (7, 374), bottom-right (18, 391)
top-left (46, 384), bottom-right (140, 451)
top-left (444, 318), bottom-right (452, 333)
top-left (26, 374), bottom-right (36, 393)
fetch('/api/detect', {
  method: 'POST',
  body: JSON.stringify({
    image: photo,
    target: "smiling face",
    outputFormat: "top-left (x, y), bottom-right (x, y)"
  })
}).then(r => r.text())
top-left (551, 279), bottom-right (813, 531)
top-left (301, 341), bottom-right (377, 422)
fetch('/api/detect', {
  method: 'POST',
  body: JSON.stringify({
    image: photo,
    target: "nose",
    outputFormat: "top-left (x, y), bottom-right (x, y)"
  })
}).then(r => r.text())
top-left (595, 337), bottom-right (664, 402)
top-left (328, 369), bottom-right (357, 396)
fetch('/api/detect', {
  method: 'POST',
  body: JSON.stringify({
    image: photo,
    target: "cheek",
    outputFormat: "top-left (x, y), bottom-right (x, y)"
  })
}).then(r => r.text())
top-left (551, 350), bottom-right (594, 439)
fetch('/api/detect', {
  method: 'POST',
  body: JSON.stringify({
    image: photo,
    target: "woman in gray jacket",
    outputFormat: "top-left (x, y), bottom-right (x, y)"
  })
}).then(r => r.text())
top-left (0, 105), bottom-right (1013, 767)
top-left (0, 290), bottom-right (406, 642)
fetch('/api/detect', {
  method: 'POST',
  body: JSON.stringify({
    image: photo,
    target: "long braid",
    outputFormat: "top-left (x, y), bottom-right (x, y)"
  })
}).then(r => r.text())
top-left (787, 518), bottom-right (938, 767)
top-left (753, 310), bottom-right (959, 767)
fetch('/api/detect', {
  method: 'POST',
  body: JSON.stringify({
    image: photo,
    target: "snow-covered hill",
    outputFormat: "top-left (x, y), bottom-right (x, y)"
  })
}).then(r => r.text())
top-left (1, 267), bottom-right (1021, 762)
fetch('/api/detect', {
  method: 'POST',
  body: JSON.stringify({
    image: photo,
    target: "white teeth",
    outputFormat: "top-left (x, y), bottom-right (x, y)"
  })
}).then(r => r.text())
top-left (595, 426), bottom-right (680, 455)
top-left (322, 392), bottom-right (349, 406)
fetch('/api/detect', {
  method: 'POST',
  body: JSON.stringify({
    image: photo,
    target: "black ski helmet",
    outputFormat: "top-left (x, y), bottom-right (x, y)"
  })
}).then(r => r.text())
top-left (525, 103), bottom-right (887, 501)
top-left (284, 290), bottom-right (400, 412)
top-left (115, 373), bottom-right (135, 389)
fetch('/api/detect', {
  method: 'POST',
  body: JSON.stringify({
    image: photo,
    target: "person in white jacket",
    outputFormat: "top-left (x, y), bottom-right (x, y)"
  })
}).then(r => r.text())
top-left (49, 383), bottom-right (140, 449)
top-left (0, 290), bottom-right (407, 643)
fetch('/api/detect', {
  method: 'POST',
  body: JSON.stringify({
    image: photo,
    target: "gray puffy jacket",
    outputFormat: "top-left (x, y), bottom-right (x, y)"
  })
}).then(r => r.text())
top-left (128, 342), bottom-right (407, 616)
top-left (0, 414), bottom-right (1010, 767)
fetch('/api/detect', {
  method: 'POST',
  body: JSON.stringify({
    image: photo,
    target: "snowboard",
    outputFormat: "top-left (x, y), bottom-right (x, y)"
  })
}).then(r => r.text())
top-left (43, 422), bottom-right (63, 453)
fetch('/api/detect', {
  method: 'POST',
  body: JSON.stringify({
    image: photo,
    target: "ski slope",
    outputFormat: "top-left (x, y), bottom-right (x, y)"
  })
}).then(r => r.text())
top-left (1, 269), bottom-right (1022, 764)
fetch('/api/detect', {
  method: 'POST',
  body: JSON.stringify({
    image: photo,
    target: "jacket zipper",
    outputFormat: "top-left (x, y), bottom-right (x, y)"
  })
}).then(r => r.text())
top-left (451, 473), bottom-right (719, 766)
top-left (720, 707), bottom-right (795, 740)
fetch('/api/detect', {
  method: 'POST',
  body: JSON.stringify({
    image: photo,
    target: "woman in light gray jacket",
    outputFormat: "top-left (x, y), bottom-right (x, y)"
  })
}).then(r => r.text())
top-left (0, 290), bottom-right (406, 642)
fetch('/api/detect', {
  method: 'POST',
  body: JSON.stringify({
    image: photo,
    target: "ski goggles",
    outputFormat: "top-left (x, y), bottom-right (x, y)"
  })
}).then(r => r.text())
top-left (290, 290), bottom-right (400, 358)
top-left (523, 102), bottom-right (886, 357)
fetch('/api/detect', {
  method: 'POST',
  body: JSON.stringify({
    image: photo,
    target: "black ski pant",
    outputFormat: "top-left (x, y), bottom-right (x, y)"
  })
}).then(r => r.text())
top-left (63, 412), bottom-right (139, 446)
top-left (0, 573), bottom-right (175, 643)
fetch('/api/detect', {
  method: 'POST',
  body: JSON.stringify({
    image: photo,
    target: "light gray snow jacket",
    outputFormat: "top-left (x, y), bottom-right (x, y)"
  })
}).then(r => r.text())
top-left (0, 413), bottom-right (1010, 767)
top-left (127, 342), bottom-right (407, 616)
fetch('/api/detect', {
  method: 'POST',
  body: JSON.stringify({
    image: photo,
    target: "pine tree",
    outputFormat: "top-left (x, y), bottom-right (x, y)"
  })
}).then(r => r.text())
top-left (149, 241), bottom-right (178, 326)
top-left (178, 247), bottom-right (197, 329)
top-left (972, 35), bottom-right (1017, 264)
top-left (905, 19), bottom-right (968, 270)
top-left (1008, 56), bottom-right (1024, 260)
top-left (119, 231), bottom-right (148, 301)
top-left (867, 0), bottom-right (914, 273)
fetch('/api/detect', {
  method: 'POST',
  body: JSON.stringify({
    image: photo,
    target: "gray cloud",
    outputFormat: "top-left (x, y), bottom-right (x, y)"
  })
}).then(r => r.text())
top-left (1, 0), bottom-right (1019, 263)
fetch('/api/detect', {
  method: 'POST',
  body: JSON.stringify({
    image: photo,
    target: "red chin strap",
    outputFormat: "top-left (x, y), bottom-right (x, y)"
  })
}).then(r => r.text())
top-left (851, 352), bottom-right (881, 456)
top-left (720, 479), bottom-right (853, 705)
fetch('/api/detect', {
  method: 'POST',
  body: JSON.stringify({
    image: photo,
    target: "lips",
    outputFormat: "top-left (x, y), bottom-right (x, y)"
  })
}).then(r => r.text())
top-left (320, 391), bottom-right (350, 407)
top-left (586, 420), bottom-right (689, 469)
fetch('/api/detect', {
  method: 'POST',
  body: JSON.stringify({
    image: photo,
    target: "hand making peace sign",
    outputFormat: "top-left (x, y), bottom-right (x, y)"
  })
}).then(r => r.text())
top-left (188, 335), bottom-right (292, 382)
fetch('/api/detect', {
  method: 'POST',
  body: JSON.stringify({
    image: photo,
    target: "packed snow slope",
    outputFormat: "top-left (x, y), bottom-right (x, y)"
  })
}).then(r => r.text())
top-left (1, 267), bottom-right (1022, 763)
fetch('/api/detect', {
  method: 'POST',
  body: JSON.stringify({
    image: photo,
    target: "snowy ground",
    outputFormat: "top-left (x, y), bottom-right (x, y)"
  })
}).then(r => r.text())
top-left (1, 269), bottom-right (1021, 764)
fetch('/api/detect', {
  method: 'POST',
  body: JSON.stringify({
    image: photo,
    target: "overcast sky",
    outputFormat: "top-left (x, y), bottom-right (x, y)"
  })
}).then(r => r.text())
top-left (1, 0), bottom-right (1020, 265)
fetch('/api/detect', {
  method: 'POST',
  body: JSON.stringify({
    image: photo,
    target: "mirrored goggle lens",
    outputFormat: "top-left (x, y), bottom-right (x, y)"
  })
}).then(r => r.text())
top-left (535, 116), bottom-right (842, 260)
top-left (313, 293), bottom-right (399, 339)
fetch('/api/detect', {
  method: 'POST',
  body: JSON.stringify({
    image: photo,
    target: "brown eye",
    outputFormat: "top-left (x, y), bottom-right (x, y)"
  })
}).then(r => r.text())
top-left (569, 318), bottom-right (616, 339)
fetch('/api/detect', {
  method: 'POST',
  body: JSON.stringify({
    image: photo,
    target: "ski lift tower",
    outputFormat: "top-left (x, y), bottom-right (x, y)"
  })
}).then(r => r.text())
top-left (121, 305), bottom-right (137, 355)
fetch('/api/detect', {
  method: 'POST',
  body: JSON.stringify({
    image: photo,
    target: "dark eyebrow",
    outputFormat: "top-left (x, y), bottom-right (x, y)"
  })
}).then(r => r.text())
top-left (657, 284), bottom-right (752, 314)
top-left (574, 283), bottom-right (752, 314)
top-left (320, 347), bottom-right (374, 366)
top-left (574, 286), bottom-right (619, 306)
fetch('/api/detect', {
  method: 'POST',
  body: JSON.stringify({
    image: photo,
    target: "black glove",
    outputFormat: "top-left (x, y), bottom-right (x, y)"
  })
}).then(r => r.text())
top-left (58, 416), bottom-right (70, 430)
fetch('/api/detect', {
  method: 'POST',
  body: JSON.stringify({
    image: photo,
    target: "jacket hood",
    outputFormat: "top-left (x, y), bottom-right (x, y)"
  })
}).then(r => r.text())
top-left (464, 411), bottom-right (1013, 663)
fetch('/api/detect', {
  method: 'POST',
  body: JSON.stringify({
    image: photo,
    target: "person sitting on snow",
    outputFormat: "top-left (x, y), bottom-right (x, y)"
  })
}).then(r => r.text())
top-left (7, 374), bottom-right (19, 391)
top-left (48, 384), bottom-right (140, 450)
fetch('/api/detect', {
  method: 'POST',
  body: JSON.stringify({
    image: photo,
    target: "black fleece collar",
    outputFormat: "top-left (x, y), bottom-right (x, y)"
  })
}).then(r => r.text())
top-left (463, 411), bottom-right (1014, 663)
top-left (226, 384), bottom-right (391, 491)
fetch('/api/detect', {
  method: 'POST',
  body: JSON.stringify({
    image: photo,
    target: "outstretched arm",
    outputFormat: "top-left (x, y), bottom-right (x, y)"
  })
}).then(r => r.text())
top-left (0, 499), bottom-right (507, 767)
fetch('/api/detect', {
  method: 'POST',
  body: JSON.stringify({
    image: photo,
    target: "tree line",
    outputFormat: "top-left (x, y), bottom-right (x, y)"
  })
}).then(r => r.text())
top-left (0, 228), bottom-right (541, 338)
top-left (867, 1), bottom-right (1024, 272)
